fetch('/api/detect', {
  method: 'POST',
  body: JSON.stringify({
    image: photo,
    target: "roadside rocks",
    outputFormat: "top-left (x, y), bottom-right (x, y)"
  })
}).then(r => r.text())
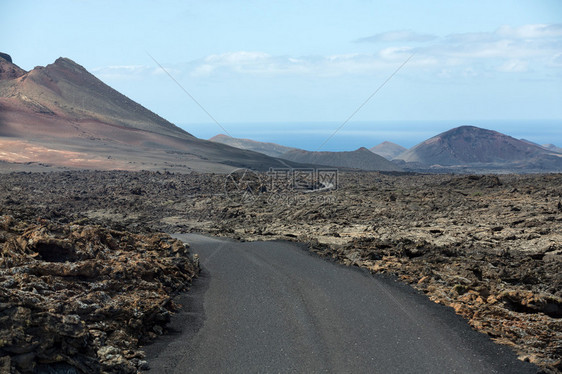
top-left (0, 216), bottom-right (199, 373)
top-left (308, 235), bottom-right (562, 370)
top-left (1, 170), bottom-right (561, 372)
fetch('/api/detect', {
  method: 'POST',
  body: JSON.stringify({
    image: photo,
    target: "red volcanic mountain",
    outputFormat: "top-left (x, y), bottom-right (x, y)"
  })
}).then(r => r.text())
top-left (0, 56), bottom-right (189, 138)
top-left (0, 53), bottom-right (302, 172)
top-left (396, 126), bottom-right (562, 170)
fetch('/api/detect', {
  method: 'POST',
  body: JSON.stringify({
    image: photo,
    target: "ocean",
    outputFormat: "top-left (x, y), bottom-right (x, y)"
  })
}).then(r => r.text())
top-left (180, 120), bottom-right (562, 152)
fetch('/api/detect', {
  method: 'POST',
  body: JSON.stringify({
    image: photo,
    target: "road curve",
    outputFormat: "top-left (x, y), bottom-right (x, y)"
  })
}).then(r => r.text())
top-left (144, 234), bottom-right (538, 374)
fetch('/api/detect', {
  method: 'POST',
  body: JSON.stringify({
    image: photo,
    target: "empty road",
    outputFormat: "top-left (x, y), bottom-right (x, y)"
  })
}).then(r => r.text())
top-left (144, 234), bottom-right (538, 373)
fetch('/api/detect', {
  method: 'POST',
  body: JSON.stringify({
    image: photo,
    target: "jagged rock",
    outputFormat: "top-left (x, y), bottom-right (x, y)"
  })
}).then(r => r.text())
top-left (500, 290), bottom-right (562, 318)
top-left (0, 216), bottom-right (199, 373)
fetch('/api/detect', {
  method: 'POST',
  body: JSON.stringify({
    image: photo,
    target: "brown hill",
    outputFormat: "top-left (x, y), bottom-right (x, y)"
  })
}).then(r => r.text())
top-left (0, 54), bottom-right (301, 172)
top-left (396, 126), bottom-right (562, 170)
top-left (369, 141), bottom-right (407, 160)
top-left (280, 147), bottom-right (402, 171)
top-left (209, 134), bottom-right (300, 157)
top-left (0, 56), bottom-right (189, 138)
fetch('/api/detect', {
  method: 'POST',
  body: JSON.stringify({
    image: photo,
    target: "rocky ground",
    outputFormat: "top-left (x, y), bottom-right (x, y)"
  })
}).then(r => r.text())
top-left (1, 170), bottom-right (561, 373)
top-left (0, 214), bottom-right (199, 373)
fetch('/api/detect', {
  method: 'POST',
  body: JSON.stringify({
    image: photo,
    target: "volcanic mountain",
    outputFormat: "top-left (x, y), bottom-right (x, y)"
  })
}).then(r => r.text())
top-left (280, 147), bottom-right (402, 171)
top-left (209, 134), bottom-right (300, 157)
top-left (369, 141), bottom-right (407, 160)
top-left (0, 54), bottom-right (301, 172)
top-left (396, 125), bottom-right (562, 170)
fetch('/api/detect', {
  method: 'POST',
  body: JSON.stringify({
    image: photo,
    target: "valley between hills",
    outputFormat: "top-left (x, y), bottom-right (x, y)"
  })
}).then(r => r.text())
top-left (1, 52), bottom-right (561, 373)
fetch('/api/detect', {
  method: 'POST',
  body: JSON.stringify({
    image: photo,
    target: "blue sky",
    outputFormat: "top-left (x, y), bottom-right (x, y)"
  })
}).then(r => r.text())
top-left (2, 0), bottom-right (562, 149)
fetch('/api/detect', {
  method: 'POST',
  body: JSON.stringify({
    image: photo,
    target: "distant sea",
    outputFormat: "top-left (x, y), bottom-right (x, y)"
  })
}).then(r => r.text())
top-left (180, 120), bottom-right (562, 152)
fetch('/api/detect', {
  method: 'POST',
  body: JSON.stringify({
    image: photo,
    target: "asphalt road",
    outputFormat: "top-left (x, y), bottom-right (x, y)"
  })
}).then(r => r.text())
top-left (144, 234), bottom-right (539, 374)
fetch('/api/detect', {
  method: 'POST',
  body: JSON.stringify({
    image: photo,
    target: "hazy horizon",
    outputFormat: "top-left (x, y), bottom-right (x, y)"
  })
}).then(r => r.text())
top-left (184, 119), bottom-right (562, 152)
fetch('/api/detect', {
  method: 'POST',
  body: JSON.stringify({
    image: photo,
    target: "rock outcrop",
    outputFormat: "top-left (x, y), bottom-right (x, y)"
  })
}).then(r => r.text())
top-left (0, 53), bottom-right (26, 80)
top-left (0, 216), bottom-right (199, 373)
top-left (0, 53), bottom-right (13, 63)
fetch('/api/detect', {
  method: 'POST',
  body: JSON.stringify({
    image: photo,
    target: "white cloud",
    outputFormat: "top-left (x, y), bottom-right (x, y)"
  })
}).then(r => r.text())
top-left (93, 65), bottom-right (147, 72)
top-left (498, 60), bottom-right (529, 73)
top-left (203, 51), bottom-right (271, 66)
top-left (92, 65), bottom-right (149, 75)
top-left (326, 53), bottom-right (361, 61)
top-left (187, 50), bottom-right (428, 78)
top-left (413, 23), bottom-right (562, 78)
top-left (497, 24), bottom-right (562, 39)
top-left (552, 53), bottom-right (562, 67)
top-left (356, 30), bottom-right (436, 43)
top-left (93, 24), bottom-right (562, 82)
top-left (187, 24), bottom-right (561, 79)
top-left (191, 51), bottom-right (312, 76)
top-left (92, 64), bottom-right (152, 80)
top-left (379, 47), bottom-right (413, 60)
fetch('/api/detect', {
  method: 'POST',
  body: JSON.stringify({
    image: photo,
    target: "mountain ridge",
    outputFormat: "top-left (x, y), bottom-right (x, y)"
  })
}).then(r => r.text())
top-left (209, 134), bottom-right (402, 171)
top-left (209, 134), bottom-right (300, 157)
top-left (280, 147), bottom-right (402, 171)
top-left (0, 56), bottom-right (191, 139)
top-left (0, 54), bottom-right (304, 172)
top-left (542, 144), bottom-right (562, 153)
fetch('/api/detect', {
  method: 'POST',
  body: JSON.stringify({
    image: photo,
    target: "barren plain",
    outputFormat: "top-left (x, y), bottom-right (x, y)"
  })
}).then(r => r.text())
top-left (1, 170), bottom-right (561, 373)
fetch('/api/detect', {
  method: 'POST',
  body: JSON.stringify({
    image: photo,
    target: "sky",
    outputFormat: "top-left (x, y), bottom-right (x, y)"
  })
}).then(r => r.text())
top-left (2, 0), bottom-right (562, 150)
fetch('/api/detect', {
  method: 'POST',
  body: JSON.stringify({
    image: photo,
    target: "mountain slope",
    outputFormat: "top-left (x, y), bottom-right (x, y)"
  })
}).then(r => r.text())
top-left (0, 54), bottom-right (302, 172)
top-left (369, 141), bottom-right (407, 160)
top-left (280, 147), bottom-right (402, 171)
top-left (541, 144), bottom-right (562, 154)
top-left (396, 126), bottom-right (562, 169)
top-left (209, 134), bottom-right (300, 157)
top-left (521, 139), bottom-right (562, 155)
top-left (0, 57), bottom-right (190, 139)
